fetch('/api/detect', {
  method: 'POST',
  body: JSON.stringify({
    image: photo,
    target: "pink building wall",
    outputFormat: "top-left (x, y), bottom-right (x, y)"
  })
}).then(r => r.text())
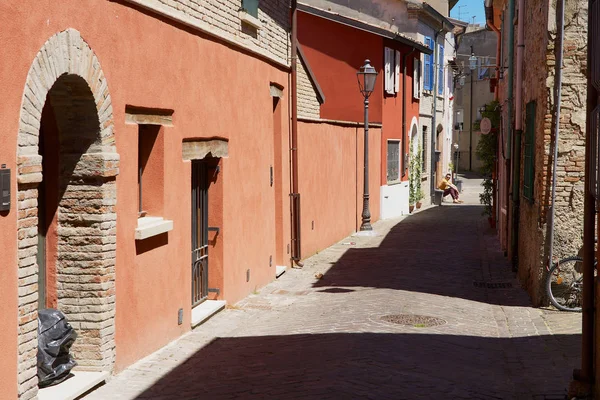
top-left (0, 0), bottom-right (291, 389)
top-left (298, 122), bottom-right (381, 258)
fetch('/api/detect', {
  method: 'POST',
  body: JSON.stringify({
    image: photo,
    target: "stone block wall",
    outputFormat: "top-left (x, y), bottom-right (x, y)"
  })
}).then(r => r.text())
top-left (127, 0), bottom-right (290, 65)
top-left (517, 0), bottom-right (588, 305)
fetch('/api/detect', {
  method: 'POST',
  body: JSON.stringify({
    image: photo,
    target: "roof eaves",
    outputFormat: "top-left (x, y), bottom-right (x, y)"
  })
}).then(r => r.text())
top-left (297, 3), bottom-right (432, 55)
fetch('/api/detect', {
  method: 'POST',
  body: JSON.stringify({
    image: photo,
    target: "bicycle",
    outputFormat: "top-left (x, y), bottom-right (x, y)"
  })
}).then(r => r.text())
top-left (546, 256), bottom-right (597, 312)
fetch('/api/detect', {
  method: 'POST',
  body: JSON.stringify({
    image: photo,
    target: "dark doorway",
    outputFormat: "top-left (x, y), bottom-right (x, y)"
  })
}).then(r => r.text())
top-left (192, 161), bottom-right (209, 306)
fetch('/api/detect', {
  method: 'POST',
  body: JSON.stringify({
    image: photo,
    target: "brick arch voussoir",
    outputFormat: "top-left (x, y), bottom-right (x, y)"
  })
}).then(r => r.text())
top-left (17, 28), bottom-right (116, 186)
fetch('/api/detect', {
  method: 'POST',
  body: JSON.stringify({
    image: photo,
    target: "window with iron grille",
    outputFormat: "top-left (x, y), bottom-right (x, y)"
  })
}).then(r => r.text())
top-left (523, 101), bottom-right (536, 201)
top-left (422, 126), bottom-right (428, 173)
top-left (387, 140), bottom-right (400, 183)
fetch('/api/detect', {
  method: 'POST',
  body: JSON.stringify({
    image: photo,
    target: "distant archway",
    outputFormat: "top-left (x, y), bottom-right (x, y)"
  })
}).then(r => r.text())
top-left (16, 29), bottom-right (118, 398)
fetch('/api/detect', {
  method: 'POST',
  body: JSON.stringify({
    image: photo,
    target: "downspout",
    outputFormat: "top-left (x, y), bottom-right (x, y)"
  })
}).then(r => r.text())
top-left (290, 0), bottom-right (303, 267)
top-left (430, 28), bottom-right (444, 204)
top-left (484, 0), bottom-right (501, 102)
top-left (402, 48), bottom-right (416, 179)
top-left (547, 0), bottom-right (565, 284)
top-left (577, 0), bottom-right (596, 386)
top-left (507, 0), bottom-right (517, 265)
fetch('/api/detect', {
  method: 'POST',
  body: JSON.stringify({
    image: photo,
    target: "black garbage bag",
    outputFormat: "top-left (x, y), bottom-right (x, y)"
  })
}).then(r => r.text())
top-left (37, 309), bottom-right (78, 387)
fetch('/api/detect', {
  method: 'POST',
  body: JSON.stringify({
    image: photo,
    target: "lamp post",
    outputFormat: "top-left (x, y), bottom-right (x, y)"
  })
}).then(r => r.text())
top-left (468, 49), bottom-right (477, 171)
top-left (453, 142), bottom-right (459, 181)
top-left (356, 59), bottom-right (378, 231)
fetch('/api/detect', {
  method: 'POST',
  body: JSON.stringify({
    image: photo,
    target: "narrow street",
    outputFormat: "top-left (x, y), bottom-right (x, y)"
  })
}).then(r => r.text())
top-left (86, 175), bottom-right (581, 400)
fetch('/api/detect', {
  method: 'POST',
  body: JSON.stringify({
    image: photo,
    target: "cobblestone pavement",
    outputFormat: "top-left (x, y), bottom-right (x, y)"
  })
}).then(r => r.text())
top-left (85, 175), bottom-right (582, 400)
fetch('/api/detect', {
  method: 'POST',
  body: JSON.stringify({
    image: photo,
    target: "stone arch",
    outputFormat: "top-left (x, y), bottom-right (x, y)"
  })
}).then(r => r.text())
top-left (409, 117), bottom-right (419, 154)
top-left (16, 29), bottom-right (118, 398)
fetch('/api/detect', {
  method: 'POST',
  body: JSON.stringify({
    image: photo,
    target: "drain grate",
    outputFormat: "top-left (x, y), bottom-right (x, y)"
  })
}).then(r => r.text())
top-left (380, 314), bottom-right (446, 327)
top-left (473, 281), bottom-right (513, 289)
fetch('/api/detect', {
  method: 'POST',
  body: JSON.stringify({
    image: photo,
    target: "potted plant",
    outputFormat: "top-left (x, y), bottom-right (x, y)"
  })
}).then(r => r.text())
top-left (415, 144), bottom-right (424, 209)
top-left (408, 144), bottom-right (423, 212)
top-left (475, 101), bottom-right (500, 228)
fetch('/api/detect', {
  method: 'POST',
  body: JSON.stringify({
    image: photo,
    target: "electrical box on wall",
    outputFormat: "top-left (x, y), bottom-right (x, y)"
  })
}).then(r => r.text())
top-left (0, 166), bottom-right (10, 212)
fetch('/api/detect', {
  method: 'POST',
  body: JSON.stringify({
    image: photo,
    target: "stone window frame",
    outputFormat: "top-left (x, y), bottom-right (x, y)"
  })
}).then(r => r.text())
top-left (125, 107), bottom-right (175, 240)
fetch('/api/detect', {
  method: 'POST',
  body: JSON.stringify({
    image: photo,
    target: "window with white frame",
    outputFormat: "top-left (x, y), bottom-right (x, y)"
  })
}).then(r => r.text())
top-left (384, 47), bottom-right (401, 95)
top-left (387, 140), bottom-right (400, 182)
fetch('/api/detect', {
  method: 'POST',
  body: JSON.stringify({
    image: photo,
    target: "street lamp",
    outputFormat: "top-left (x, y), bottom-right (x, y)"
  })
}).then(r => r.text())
top-left (453, 142), bottom-right (459, 182)
top-left (356, 59), bottom-right (378, 231)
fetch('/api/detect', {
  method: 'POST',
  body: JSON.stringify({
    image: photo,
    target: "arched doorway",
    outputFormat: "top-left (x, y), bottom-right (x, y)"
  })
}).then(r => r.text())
top-left (16, 29), bottom-right (118, 398)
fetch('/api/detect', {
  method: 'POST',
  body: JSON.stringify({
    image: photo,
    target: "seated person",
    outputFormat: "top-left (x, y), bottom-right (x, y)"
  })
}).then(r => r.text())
top-left (439, 173), bottom-right (463, 203)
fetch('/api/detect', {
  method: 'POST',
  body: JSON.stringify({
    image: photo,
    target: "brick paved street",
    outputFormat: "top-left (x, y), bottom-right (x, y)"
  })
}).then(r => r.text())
top-left (85, 176), bottom-right (582, 400)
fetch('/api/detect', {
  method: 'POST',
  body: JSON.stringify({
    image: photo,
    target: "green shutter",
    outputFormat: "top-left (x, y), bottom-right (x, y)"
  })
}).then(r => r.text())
top-left (523, 101), bottom-right (536, 201)
top-left (242, 0), bottom-right (259, 18)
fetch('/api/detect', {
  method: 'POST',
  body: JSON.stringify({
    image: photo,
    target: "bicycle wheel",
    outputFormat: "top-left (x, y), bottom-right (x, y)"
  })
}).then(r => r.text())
top-left (546, 256), bottom-right (584, 312)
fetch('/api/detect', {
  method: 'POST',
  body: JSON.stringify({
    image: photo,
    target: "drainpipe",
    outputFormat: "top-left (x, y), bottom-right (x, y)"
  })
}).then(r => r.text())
top-left (430, 28), bottom-right (443, 204)
top-left (290, 0), bottom-right (303, 267)
top-left (484, 0), bottom-right (501, 102)
top-left (577, 0), bottom-right (595, 386)
top-left (547, 0), bottom-right (564, 283)
top-left (402, 48), bottom-right (416, 179)
top-left (507, 0), bottom-right (517, 265)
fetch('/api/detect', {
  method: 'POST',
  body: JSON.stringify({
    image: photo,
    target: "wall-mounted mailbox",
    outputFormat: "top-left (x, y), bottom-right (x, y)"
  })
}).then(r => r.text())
top-left (0, 166), bottom-right (10, 212)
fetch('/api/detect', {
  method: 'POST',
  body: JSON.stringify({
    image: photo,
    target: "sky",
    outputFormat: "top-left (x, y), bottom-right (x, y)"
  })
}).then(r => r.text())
top-left (449, 0), bottom-right (486, 25)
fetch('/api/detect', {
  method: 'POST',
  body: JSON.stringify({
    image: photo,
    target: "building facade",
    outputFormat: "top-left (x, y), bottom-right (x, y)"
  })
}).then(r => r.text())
top-left (0, 0), bottom-right (292, 398)
top-left (488, 0), bottom-right (588, 305)
top-left (452, 27), bottom-right (498, 173)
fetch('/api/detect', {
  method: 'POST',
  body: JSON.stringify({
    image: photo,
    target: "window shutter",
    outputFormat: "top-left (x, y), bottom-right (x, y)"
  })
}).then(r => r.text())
top-left (413, 58), bottom-right (420, 99)
top-left (384, 47), bottom-right (394, 94)
top-left (242, 0), bottom-right (259, 18)
top-left (523, 101), bottom-right (536, 201)
top-left (438, 45), bottom-right (444, 95)
top-left (423, 37), bottom-right (431, 91)
top-left (394, 50), bottom-right (401, 93)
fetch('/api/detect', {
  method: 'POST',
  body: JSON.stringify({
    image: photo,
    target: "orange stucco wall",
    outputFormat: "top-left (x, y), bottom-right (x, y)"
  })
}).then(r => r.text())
top-left (298, 121), bottom-right (381, 258)
top-left (298, 11), bottom-right (384, 124)
top-left (0, 0), bottom-right (291, 382)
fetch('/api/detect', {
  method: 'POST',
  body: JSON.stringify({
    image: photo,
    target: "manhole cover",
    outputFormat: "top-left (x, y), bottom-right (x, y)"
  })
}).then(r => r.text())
top-left (473, 281), bottom-right (513, 289)
top-left (380, 314), bottom-right (446, 327)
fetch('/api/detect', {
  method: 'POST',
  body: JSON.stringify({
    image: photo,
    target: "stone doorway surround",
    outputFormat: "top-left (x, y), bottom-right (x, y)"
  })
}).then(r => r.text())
top-left (16, 29), bottom-right (118, 400)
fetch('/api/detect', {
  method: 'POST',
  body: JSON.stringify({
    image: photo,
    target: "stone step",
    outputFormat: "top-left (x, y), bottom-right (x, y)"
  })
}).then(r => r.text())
top-left (191, 300), bottom-right (226, 328)
top-left (38, 371), bottom-right (110, 400)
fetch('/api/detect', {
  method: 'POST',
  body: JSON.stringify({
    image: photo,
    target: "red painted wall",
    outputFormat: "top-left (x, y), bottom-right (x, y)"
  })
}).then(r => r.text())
top-left (298, 11), bottom-right (384, 124)
top-left (0, 0), bottom-right (291, 383)
top-left (298, 121), bottom-right (381, 258)
top-left (380, 45), bottom-right (421, 184)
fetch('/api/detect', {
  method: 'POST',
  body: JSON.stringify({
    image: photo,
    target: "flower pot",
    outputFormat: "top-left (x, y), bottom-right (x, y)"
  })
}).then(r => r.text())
top-left (488, 216), bottom-right (496, 229)
top-left (409, 204), bottom-right (415, 213)
top-left (416, 201), bottom-right (422, 209)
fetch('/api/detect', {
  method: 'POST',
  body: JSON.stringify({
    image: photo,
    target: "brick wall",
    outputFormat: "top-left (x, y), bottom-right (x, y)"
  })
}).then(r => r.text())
top-left (297, 57), bottom-right (320, 118)
top-left (517, 0), bottom-right (588, 305)
top-left (127, 0), bottom-right (290, 65)
top-left (16, 30), bottom-right (118, 400)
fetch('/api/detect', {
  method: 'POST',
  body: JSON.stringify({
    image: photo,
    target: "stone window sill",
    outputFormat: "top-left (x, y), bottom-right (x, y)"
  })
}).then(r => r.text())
top-left (239, 11), bottom-right (262, 29)
top-left (135, 216), bottom-right (173, 240)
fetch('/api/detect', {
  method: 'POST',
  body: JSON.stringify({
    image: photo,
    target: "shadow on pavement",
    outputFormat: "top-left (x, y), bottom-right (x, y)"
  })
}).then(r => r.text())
top-left (313, 205), bottom-right (530, 307)
top-left (132, 332), bottom-right (579, 400)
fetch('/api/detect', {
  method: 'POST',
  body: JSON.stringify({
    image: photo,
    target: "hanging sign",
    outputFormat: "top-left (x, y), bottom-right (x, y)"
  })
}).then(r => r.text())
top-left (480, 117), bottom-right (492, 135)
